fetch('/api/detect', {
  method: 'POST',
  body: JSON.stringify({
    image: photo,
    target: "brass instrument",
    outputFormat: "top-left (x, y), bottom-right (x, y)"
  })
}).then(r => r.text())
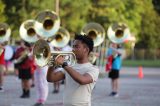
top-left (14, 49), bottom-right (29, 64)
top-left (48, 27), bottom-right (70, 48)
top-left (33, 39), bottom-right (76, 67)
top-left (0, 23), bottom-right (11, 43)
top-left (34, 10), bottom-right (60, 38)
top-left (81, 22), bottom-right (105, 47)
top-left (81, 22), bottom-right (105, 64)
top-left (19, 20), bottom-right (38, 43)
top-left (107, 22), bottom-right (130, 44)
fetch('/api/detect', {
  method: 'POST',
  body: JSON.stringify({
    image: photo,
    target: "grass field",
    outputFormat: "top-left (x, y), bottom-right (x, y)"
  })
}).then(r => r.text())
top-left (122, 60), bottom-right (160, 67)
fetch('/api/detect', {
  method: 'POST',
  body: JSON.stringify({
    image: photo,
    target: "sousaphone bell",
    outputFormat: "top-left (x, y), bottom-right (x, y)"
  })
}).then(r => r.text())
top-left (34, 10), bottom-right (60, 38)
top-left (48, 27), bottom-right (70, 48)
top-left (81, 22), bottom-right (105, 63)
top-left (19, 19), bottom-right (38, 43)
top-left (107, 22), bottom-right (130, 44)
top-left (0, 23), bottom-right (11, 43)
top-left (81, 22), bottom-right (105, 47)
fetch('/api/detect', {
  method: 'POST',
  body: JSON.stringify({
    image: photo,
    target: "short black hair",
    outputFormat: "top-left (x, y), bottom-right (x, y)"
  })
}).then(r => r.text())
top-left (74, 34), bottom-right (94, 53)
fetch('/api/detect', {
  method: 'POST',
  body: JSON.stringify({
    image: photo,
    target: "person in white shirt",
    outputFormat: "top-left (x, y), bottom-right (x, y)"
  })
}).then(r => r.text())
top-left (47, 34), bottom-right (99, 106)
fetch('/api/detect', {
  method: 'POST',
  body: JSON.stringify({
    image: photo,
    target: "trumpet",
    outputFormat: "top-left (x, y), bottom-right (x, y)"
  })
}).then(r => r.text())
top-left (33, 39), bottom-right (76, 67)
top-left (107, 22), bottom-right (130, 44)
top-left (19, 19), bottom-right (38, 43)
top-left (34, 10), bottom-right (60, 38)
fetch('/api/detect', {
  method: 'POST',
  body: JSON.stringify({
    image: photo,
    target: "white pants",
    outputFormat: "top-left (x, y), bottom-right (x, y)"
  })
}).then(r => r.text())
top-left (34, 66), bottom-right (48, 103)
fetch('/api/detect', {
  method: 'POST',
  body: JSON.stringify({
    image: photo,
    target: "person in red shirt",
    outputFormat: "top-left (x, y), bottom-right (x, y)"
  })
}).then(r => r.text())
top-left (0, 43), bottom-right (6, 92)
top-left (14, 41), bottom-right (33, 98)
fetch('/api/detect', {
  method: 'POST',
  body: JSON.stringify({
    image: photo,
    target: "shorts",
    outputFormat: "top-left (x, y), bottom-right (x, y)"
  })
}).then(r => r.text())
top-left (108, 69), bottom-right (119, 79)
top-left (18, 68), bottom-right (32, 80)
top-left (0, 65), bottom-right (5, 73)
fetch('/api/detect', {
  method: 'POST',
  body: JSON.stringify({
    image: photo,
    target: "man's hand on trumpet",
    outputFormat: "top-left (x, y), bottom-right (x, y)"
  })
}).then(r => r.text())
top-left (55, 55), bottom-right (65, 66)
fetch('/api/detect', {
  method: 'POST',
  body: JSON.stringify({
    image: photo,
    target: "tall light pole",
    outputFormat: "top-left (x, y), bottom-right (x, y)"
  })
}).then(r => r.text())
top-left (55, 0), bottom-right (59, 15)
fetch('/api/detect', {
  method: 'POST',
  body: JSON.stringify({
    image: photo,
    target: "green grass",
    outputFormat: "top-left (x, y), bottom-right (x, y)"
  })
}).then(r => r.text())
top-left (122, 60), bottom-right (160, 67)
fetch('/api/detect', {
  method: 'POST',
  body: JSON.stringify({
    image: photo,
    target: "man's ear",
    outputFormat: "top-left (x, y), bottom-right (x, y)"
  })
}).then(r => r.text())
top-left (85, 47), bottom-right (89, 53)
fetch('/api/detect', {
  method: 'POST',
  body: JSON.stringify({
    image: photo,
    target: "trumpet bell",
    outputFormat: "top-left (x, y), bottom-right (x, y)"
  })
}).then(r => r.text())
top-left (81, 22), bottom-right (105, 47)
top-left (107, 22), bottom-right (130, 44)
top-left (49, 27), bottom-right (70, 48)
top-left (33, 39), bottom-right (76, 67)
top-left (35, 10), bottom-right (60, 38)
top-left (0, 23), bottom-right (11, 43)
top-left (19, 20), bottom-right (38, 43)
top-left (33, 39), bottom-right (51, 67)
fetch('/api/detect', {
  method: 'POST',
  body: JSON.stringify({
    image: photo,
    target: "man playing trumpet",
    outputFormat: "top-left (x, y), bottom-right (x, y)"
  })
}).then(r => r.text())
top-left (47, 34), bottom-right (99, 106)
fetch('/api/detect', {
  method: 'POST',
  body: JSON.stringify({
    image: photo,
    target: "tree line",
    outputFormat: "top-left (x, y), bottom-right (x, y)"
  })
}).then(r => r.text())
top-left (0, 0), bottom-right (160, 49)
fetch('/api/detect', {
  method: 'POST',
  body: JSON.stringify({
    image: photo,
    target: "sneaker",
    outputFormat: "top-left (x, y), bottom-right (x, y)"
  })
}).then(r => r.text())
top-left (109, 92), bottom-right (115, 96)
top-left (33, 103), bottom-right (44, 106)
top-left (113, 93), bottom-right (119, 98)
top-left (109, 92), bottom-right (119, 97)
top-left (0, 87), bottom-right (4, 92)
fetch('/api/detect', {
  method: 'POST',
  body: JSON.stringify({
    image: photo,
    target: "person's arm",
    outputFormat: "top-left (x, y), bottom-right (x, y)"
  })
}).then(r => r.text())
top-left (64, 66), bottom-right (93, 85)
top-left (111, 47), bottom-right (122, 55)
top-left (0, 44), bottom-right (4, 49)
top-left (47, 66), bottom-right (65, 82)
top-left (55, 56), bottom-right (94, 85)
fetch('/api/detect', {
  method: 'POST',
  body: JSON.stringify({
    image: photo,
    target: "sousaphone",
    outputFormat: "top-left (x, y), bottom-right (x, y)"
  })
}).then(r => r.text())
top-left (81, 22), bottom-right (105, 47)
top-left (107, 22), bottom-right (130, 44)
top-left (0, 23), bottom-right (11, 43)
top-left (34, 10), bottom-right (60, 38)
top-left (48, 27), bottom-right (70, 48)
top-left (81, 22), bottom-right (105, 64)
top-left (19, 19), bottom-right (38, 43)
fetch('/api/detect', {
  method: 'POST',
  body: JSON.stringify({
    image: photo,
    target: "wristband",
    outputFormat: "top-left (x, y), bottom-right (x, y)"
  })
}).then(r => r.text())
top-left (62, 62), bottom-right (68, 68)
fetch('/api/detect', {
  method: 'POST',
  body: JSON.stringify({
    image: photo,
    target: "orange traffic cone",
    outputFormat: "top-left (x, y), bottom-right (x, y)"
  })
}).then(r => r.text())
top-left (138, 66), bottom-right (144, 79)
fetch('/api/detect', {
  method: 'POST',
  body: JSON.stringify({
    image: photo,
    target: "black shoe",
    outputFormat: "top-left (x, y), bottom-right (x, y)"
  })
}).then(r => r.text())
top-left (20, 90), bottom-right (30, 98)
top-left (52, 90), bottom-right (59, 94)
top-left (109, 92), bottom-right (116, 96)
top-left (31, 84), bottom-right (35, 88)
top-left (33, 103), bottom-right (44, 106)
top-left (0, 87), bottom-right (4, 92)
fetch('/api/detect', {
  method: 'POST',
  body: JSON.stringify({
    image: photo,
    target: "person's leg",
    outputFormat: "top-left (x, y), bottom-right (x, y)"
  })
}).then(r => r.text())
top-left (40, 69), bottom-right (48, 103)
top-left (31, 74), bottom-right (35, 87)
top-left (112, 78), bottom-right (119, 97)
top-left (20, 68), bottom-right (31, 98)
top-left (20, 79), bottom-right (25, 98)
top-left (34, 68), bottom-right (48, 106)
top-left (25, 79), bottom-right (31, 97)
top-left (53, 82), bottom-right (60, 93)
top-left (0, 65), bottom-right (5, 91)
top-left (0, 71), bottom-right (4, 90)
top-left (113, 78), bottom-right (118, 93)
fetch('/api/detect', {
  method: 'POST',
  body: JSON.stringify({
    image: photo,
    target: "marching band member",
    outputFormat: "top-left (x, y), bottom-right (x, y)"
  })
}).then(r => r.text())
top-left (47, 34), bottom-right (99, 106)
top-left (14, 41), bottom-right (33, 98)
top-left (0, 43), bottom-right (6, 92)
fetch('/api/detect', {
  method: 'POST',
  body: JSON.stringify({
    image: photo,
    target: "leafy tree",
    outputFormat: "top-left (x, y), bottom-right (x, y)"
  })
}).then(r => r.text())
top-left (0, 1), bottom-right (6, 22)
top-left (136, 0), bottom-right (160, 49)
top-left (152, 0), bottom-right (160, 14)
top-left (60, 0), bottom-right (91, 35)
